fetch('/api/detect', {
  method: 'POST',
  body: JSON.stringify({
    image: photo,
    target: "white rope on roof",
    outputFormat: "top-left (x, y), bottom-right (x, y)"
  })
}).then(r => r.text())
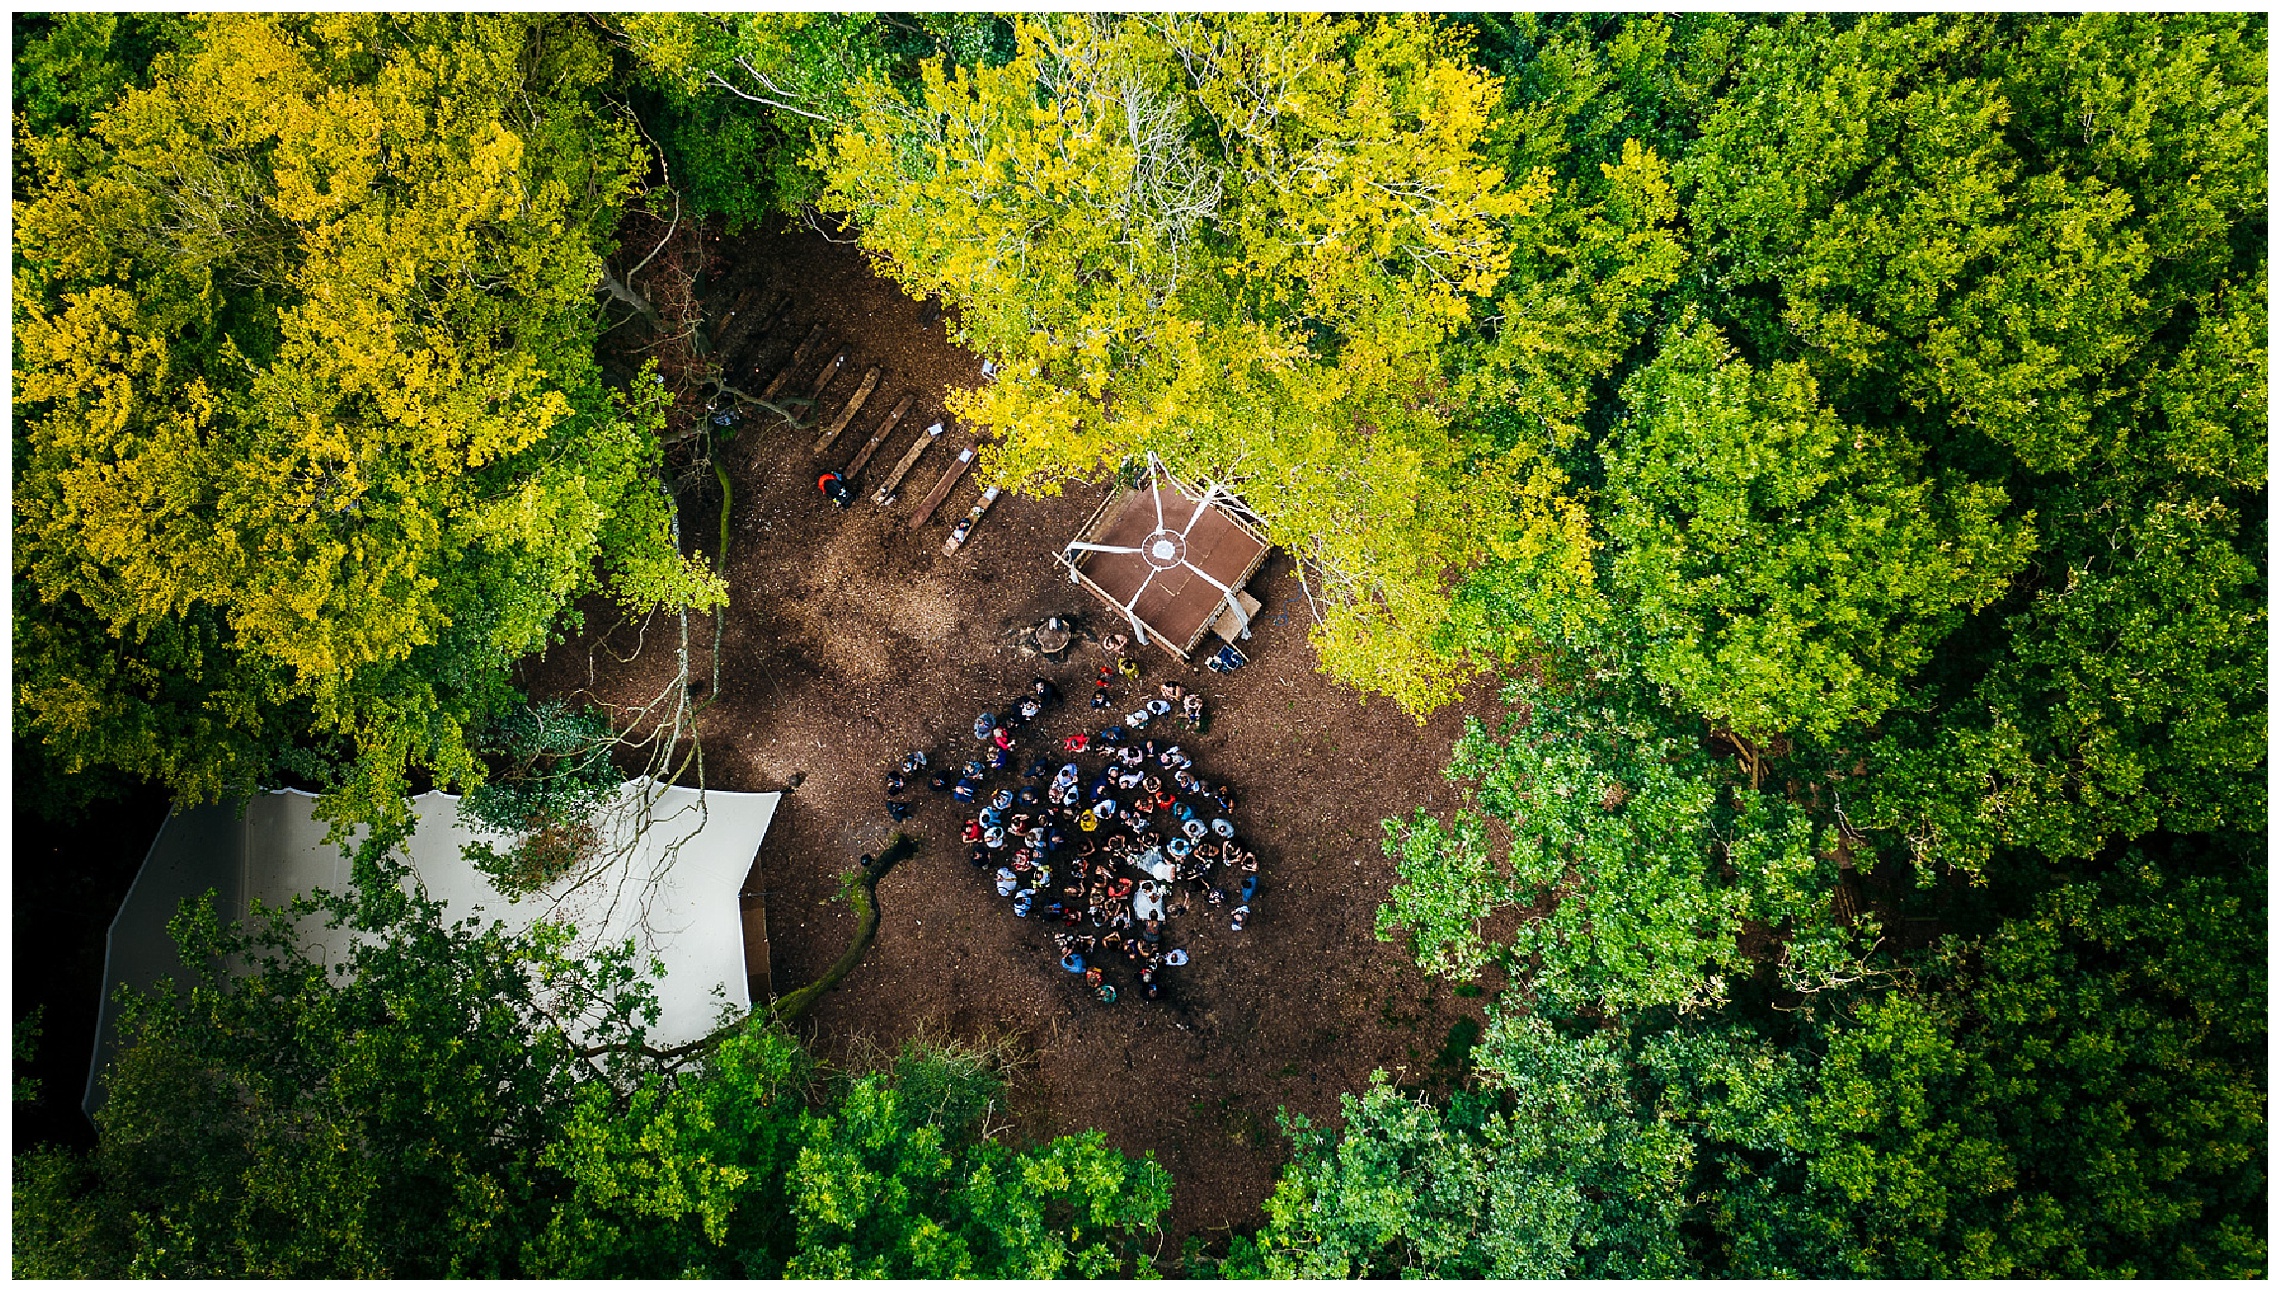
top-left (1181, 480), bottom-right (1224, 538)
top-left (1061, 452), bottom-right (1257, 646)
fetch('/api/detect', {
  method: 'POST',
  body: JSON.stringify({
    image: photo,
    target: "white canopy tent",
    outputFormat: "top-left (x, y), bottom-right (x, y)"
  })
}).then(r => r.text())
top-left (84, 781), bottom-right (778, 1117)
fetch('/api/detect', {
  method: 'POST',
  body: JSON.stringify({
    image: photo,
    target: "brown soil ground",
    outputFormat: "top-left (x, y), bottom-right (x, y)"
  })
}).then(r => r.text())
top-left (526, 220), bottom-right (1497, 1261)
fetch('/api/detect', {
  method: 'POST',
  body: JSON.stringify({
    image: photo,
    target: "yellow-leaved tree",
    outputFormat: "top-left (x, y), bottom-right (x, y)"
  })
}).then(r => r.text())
top-left (818, 14), bottom-right (1608, 714)
top-left (13, 14), bottom-right (724, 830)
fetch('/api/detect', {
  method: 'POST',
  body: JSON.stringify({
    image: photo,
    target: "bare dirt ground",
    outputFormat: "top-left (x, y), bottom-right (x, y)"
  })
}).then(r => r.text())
top-left (527, 219), bottom-right (1496, 1258)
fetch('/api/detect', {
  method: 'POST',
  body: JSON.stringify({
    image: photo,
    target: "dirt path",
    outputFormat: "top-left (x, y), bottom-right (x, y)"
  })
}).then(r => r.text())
top-left (527, 220), bottom-right (1494, 1256)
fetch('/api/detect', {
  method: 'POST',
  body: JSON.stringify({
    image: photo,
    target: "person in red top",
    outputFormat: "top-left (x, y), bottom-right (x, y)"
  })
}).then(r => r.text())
top-left (817, 472), bottom-right (853, 507)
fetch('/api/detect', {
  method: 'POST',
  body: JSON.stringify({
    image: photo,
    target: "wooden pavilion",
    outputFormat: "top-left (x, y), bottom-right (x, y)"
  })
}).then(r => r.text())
top-left (1056, 455), bottom-right (1271, 659)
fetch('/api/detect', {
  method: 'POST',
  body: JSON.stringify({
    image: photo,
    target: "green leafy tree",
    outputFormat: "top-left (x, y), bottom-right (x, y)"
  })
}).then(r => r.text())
top-left (1862, 495), bottom-right (2267, 872)
top-left (531, 1032), bottom-right (1171, 1278)
top-left (1605, 317), bottom-right (2033, 741)
top-left (1269, 847), bottom-right (2266, 1278)
top-left (12, 1007), bottom-right (45, 1106)
top-left (1436, 16), bottom-right (1704, 661)
top-left (1378, 669), bottom-right (1866, 1015)
top-left (457, 701), bottom-right (624, 894)
top-left (606, 13), bottom-right (1009, 228)
top-left (1219, 1021), bottom-right (1692, 1278)
top-left (15, 874), bottom-right (1172, 1277)
top-left (10, 13), bottom-right (188, 138)
top-left (1655, 12), bottom-right (2267, 872)
top-left (1370, 17), bottom-right (2264, 1099)
top-left (12, 14), bottom-right (725, 830)
top-left (11, 879), bottom-right (648, 1277)
top-left (1365, 22), bottom-right (2264, 1262)
top-left (1670, 850), bottom-right (2267, 1277)
top-left (1439, 12), bottom-right (2266, 878)
top-left (1677, 15), bottom-right (2265, 488)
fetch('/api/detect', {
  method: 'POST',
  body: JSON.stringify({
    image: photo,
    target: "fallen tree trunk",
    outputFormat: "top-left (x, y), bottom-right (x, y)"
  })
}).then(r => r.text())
top-left (770, 832), bottom-right (916, 1024)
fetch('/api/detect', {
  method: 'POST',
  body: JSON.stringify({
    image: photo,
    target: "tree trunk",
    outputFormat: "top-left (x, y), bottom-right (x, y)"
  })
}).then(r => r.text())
top-left (598, 266), bottom-right (660, 327)
top-left (770, 833), bottom-right (917, 1024)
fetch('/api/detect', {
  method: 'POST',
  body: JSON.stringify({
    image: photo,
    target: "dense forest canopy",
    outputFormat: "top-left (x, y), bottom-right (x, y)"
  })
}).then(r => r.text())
top-left (13, 10), bottom-right (2266, 1279)
top-left (812, 13), bottom-right (1604, 713)
top-left (12, 866), bottom-right (1170, 1277)
top-left (11, 13), bottom-right (724, 834)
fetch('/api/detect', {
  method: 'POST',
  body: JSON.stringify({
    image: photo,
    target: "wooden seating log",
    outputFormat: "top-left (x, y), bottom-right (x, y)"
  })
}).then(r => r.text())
top-left (813, 367), bottom-right (882, 453)
top-left (718, 291), bottom-right (789, 371)
top-left (760, 323), bottom-right (825, 400)
top-left (908, 446), bottom-right (977, 529)
top-left (805, 351), bottom-right (848, 406)
top-left (748, 294), bottom-right (794, 347)
top-left (941, 485), bottom-right (1002, 554)
top-left (708, 287), bottom-right (759, 349)
top-left (841, 394), bottom-right (913, 480)
top-left (873, 422), bottom-right (943, 505)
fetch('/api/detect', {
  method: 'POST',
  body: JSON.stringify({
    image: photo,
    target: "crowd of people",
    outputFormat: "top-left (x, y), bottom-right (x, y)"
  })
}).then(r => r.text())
top-left (883, 654), bottom-right (1258, 1005)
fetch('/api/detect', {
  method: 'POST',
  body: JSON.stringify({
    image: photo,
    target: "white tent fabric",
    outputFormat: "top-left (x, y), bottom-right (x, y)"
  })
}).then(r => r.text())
top-left (85, 780), bottom-right (777, 1117)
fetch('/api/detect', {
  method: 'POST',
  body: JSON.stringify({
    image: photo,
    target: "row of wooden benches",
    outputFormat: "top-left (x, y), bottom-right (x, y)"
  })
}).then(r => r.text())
top-left (711, 289), bottom-right (1000, 555)
top-left (827, 401), bottom-right (1003, 557)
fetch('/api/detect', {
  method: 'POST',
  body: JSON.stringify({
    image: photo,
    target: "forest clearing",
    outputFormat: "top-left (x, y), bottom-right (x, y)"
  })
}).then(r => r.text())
top-left (14, 12), bottom-right (2264, 1279)
top-left (531, 219), bottom-right (1500, 1242)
